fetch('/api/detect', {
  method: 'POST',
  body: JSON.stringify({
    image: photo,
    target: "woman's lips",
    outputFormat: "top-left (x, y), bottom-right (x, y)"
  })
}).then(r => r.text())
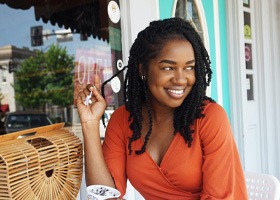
top-left (166, 89), bottom-right (185, 98)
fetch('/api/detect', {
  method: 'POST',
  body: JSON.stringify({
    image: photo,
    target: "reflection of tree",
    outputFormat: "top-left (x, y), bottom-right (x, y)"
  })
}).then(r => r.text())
top-left (14, 44), bottom-right (74, 111)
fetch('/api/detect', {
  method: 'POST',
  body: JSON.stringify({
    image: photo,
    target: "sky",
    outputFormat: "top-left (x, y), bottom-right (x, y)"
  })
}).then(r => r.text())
top-left (0, 4), bottom-right (106, 56)
top-left (0, 4), bottom-right (57, 50)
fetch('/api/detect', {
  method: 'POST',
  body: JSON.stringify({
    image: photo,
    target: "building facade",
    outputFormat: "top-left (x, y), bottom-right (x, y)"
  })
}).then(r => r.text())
top-left (1, 0), bottom-right (279, 199)
top-left (0, 45), bottom-right (36, 112)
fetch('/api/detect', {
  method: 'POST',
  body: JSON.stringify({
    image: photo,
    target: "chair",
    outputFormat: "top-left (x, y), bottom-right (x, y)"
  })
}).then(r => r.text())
top-left (244, 171), bottom-right (280, 200)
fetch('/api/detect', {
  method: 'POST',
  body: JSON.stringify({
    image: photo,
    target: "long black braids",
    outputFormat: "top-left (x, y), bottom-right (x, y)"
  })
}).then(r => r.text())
top-left (100, 65), bottom-right (127, 127)
top-left (102, 17), bottom-right (214, 155)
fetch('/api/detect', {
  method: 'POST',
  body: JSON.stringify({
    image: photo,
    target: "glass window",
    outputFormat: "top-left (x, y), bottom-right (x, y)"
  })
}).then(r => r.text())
top-left (175, 0), bottom-right (204, 42)
top-left (0, 0), bottom-right (123, 135)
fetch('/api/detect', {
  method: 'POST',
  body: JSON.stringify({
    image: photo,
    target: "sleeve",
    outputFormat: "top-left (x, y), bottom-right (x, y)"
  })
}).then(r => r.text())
top-left (102, 107), bottom-right (128, 197)
top-left (198, 103), bottom-right (248, 199)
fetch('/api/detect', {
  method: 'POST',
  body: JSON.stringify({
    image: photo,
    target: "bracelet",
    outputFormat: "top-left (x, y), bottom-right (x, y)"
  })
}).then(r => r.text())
top-left (87, 185), bottom-right (121, 200)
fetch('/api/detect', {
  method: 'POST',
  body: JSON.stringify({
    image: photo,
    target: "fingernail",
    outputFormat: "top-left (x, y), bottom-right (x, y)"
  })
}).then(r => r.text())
top-left (90, 85), bottom-right (96, 90)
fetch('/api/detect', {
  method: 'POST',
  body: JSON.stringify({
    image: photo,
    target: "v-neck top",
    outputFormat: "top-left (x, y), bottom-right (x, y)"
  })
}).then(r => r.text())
top-left (102, 102), bottom-right (248, 199)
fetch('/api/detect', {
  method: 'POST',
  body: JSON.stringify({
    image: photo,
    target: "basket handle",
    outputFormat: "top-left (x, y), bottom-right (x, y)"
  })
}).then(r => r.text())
top-left (0, 123), bottom-right (65, 142)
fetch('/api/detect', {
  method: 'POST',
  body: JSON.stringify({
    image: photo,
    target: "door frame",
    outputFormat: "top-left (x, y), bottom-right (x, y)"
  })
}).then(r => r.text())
top-left (226, 0), bottom-right (280, 176)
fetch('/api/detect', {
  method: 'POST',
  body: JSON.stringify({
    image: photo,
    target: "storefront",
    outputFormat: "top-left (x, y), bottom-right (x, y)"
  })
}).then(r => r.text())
top-left (1, 0), bottom-right (279, 198)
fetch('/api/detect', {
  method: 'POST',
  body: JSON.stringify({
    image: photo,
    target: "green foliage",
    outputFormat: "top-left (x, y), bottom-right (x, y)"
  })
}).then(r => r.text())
top-left (14, 44), bottom-right (74, 110)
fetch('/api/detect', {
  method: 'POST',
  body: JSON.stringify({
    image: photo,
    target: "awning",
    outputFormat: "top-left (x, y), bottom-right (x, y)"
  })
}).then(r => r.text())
top-left (0, 0), bottom-right (42, 10)
top-left (0, 0), bottom-right (108, 38)
top-left (0, 0), bottom-right (95, 10)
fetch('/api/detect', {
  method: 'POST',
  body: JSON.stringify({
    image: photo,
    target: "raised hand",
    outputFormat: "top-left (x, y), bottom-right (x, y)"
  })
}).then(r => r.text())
top-left (77, 74), bottom-right (107, 124)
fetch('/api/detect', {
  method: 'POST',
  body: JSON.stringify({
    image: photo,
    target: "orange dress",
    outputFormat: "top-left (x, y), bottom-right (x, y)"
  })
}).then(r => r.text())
top-left (102, 102), bottom-right (248, 200)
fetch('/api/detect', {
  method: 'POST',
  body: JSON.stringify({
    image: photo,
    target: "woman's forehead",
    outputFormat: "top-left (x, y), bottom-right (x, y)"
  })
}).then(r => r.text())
top-left (155, 39), bottom-right (194, 58)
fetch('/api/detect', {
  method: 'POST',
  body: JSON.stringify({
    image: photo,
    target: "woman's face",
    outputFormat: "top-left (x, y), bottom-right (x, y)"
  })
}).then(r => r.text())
top-left (146, 39), bottom-right (196, 109)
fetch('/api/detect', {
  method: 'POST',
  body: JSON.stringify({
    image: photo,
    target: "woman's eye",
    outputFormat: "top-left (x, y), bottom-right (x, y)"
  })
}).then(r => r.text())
top-left (185, 66), bottom-right (194, 70)
top-left (162, 67), bottom-right (173, 71)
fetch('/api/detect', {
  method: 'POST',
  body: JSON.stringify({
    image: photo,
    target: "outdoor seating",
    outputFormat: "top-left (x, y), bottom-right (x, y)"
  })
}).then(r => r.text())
top-left (245, 171), bottom-right (280, 200)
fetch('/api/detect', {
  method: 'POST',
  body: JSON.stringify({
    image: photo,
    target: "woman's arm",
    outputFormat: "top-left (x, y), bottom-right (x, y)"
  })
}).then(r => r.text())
top-left (199, 103), bottom-right (248, 199)
top-left (82, 120), bottom-right (116, 188)
top-left (77, 74), bottom-right (115, 188)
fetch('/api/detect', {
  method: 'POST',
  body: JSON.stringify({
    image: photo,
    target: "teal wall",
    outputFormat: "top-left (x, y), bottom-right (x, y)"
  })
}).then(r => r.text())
top-left (201, 1), bottom-right (218, 101)
top-left (158, 0), bottom-right (231, 117)
top-left (159, 0), bottom-right (173, 19)
top-left (217, 0), bottom-right (230, 117)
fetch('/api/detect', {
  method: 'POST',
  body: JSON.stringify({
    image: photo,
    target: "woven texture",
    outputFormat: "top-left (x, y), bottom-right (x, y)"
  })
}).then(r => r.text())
top-left (0, 123), bottom-right (83, 200)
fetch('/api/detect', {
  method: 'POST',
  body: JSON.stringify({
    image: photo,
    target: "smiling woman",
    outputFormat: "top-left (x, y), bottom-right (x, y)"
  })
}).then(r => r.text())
top-left (76, 17), bottom-right (248, 199)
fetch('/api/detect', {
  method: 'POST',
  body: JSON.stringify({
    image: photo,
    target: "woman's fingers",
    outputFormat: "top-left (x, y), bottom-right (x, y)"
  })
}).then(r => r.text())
top-left (91, 87), bottom-right (106, 104)
top-left (79, 73), bottom-right (102, 106)
top-left (85, 84), bottom-right (95, 92)
top-left (94, 74), bottom-right (101, 91)
top-left (80, 83), bottom-right (106, 106)
top-left (76, 82), bottom-right (106, 122)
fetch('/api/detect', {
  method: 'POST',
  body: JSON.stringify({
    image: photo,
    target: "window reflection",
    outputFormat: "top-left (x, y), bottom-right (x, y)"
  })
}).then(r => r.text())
top-left (0, 0), bottom-right (122, 133)
top-left (175, 0), bottom-right (204, 41)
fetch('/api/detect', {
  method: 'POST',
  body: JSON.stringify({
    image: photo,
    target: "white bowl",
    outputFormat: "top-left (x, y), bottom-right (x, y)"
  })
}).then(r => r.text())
top-left (87, 185), bottom-right (121, 200)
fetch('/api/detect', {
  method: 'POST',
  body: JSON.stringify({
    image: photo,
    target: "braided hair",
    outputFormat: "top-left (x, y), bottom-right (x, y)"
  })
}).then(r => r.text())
top-left (102, 17), bottom-right (214, 155)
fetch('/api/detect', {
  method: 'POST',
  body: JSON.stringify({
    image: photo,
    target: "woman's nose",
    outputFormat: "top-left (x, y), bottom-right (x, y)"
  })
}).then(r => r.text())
top-left (172, 70), bottom-right (187, 84)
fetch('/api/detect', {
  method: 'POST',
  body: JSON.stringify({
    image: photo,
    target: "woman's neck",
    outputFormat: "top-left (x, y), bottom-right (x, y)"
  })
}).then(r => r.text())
top-left (142, 104), bottom-right (174, 125)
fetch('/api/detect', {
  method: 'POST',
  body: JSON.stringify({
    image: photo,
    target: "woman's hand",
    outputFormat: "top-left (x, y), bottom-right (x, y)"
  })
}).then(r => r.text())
top-left (77, 74), bottom-right (107, 124)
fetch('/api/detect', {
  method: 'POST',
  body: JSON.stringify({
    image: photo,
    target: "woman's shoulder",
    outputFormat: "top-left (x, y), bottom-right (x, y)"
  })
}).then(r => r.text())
top-left (196, 99), bottom-right (233, 145)
top-left (202, 100), bottom-right (227, 116)
top-left (196, 99), bottom-right (230, 127)
top-left (111, 105), bottom-right (129, 117)
top-left (108, 105), bottom-right (130, 125)
top-left (105, 105), bottom-right (130, 139)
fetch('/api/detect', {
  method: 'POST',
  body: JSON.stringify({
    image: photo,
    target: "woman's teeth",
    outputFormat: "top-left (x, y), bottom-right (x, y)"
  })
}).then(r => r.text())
top-left (168, 89), bottom-right (184, 95)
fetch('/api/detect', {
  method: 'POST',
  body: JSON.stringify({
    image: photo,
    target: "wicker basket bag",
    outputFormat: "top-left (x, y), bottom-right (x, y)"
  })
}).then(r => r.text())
top-left (0, 123), bottom-right (83, 200)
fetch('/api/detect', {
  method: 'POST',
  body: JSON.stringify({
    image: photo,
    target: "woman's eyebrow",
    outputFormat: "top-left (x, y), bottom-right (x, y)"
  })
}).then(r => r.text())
top-left (159, 59), bottom-right (195, 64)
top-left (186, 59), bottom-right (195, 64)
top-left (159, 59), bottom-right (176, 64)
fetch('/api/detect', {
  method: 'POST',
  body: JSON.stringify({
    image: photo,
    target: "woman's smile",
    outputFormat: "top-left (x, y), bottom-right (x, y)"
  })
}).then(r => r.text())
top-left (166, 88), bottom-right (185, 98)
top-left (146, 39), bottom-right (196, 108)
